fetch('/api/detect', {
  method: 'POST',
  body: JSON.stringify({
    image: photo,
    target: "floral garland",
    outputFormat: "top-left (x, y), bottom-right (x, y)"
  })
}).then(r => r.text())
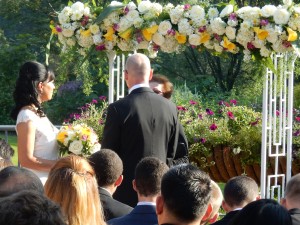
top-left (51, 0), bottom-right (300, 60)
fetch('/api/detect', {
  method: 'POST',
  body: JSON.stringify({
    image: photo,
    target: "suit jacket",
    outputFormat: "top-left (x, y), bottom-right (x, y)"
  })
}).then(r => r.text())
top-left (108, 204), bottom-right (158, 225)
top-left (212, 210), bottom-right (240, 225)
top-left (100, 188), bottom-right (133, 221)
top-left (289, 208), bottom-right (300, 225)
top-left (102, 87), bottom-right (182, 206)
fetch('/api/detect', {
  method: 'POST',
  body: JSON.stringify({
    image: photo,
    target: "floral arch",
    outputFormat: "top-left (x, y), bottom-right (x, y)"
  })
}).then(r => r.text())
top-left (50, 0), bottom-right (299, 199)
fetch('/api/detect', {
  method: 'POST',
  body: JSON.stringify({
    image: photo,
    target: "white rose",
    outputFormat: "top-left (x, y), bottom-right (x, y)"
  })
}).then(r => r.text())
top-left (178, 18), bottom-right (193, 35)
top-left (152, 33), bottom-right (165, 46)
top-left (110, 1), bottom-right (123, 6)
top-left (188, 34), bottom-right (200, 46)
top-left (210, 17), bottom-right (226, 35)
top-left (66, 38), bottom-right (76, 46)
top-left (117, 39), bottom-right (134, 51)
top-left (214, 43), bottom-right (223, 52)
top-left (58, 13), bottom-right (70, 24)
top-left (160, 36), bottom-right (179, 53)
top-left (69, 140), bottom-right (83, 155)
top-left (227, 19), bottom-right (238, 27)
top-left (83, 7), bottom-right (90, 16)
top-left (261, 5), bottom-right (277, 17)
top-left (118, 17), bottom-right (132, 32)
top-left (127, 2), bottom-right (137, 10)
top-left (240, 21), bottom-right (251, 30)
top-left (260, 46), bottom-right (271, 57)
top-left (283, 0), bottom-right (293, 7)
top-left (62, 29), bottom-right (74, 37)
top-left (164, 3), bottom-right (174, 13)
top-left (90, 143), bottom-right (101, 154)
top-left (294, 7), bottom-right (300, 14)
top-left (225, 26), bottom-right (236, 40)
top-left (189, 5), bottom-right (205, 21)
top-left (78, 36), bottom-right (94, 48)
top-left (93, 34), bottom-right (102, 45)
top-left (137, 41), bottom-right (149, 49)
top-left (169, 5), bottom-right (184, 24)
top-left (71, 10), bottom-right (84, 21)
top-left (133, 17), bottom-right (144, 28)
top-left (71, 2), bottom-right (84, 12)
top-left (208, 8), bottom-right (219, 19)
top-left (138, 0), bottom-right (152, 14)
top-left (90, 24), bottom-right (100, 34)
top-left (219, 5), bottom-right (233, 18)
top-left (148, 48), bottom-right (158, 58)
top-left (151, 3), bottom-right (163, 15)
top-left (126, 10), bottom-right (140, 21)
top-left (273, 7), bottom-right (290, 25)
top-left (253, 37), bottom-right (264, 48)
top-left (158, 21), bottom-right (172, 35)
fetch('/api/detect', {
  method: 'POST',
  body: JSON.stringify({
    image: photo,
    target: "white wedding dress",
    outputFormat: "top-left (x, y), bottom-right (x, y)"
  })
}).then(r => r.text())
top-left (16, 109), bottom-right (59, 184)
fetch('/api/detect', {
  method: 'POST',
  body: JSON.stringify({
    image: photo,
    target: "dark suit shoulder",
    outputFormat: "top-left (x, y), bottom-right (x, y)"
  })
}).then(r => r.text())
top-left (212, 211), bottom-right (240, 225)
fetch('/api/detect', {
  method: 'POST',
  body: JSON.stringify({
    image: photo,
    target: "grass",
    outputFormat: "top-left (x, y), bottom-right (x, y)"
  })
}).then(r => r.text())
top-left (0, 133), bottom-right (18, 166)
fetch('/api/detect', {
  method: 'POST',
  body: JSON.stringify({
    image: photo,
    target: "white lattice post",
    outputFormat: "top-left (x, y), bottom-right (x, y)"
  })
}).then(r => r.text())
top-left (260, 52), bottom-right (297, 199)
top-left (107, 51), bottom-right (116, 104)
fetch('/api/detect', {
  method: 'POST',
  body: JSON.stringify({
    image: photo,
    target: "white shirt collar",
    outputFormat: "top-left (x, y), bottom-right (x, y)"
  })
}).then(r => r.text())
top-left (137, 201), bottom-right (156, 206)
top-left (128, 83), bottom-right (149, 94)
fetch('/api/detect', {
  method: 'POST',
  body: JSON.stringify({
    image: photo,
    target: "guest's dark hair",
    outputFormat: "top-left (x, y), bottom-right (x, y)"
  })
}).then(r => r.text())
top-left (228, 199), bottom-right (292, 225)
top-left (0, 190), bottom-right (67, 225)
top-left (161, 164), bottom-right (211, 223)
top-left (135, 157), bottom-right (169, 196)
top-left (88, 149), bottom-right (123, 187)
top-left (0, 166), bottom-right (44, 197)
top-left (0, 138), bottom-right (14, 170)
top-left (150, 74), bottom-right (173, 99)
top-left (224, 175), bottom-right (259, 208)
top-left (10, 61), bottom-right (55, 120)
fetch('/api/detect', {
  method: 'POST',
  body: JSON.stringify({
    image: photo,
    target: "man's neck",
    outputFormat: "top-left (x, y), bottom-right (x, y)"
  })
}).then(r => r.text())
top-left (138, 194), bottom-right (157, 203)
top-left (100, 185), bottom-right (116, 195)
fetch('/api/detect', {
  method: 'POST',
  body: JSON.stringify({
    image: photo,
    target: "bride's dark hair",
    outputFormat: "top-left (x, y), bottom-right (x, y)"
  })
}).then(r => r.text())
top-left (10, 61), bottom-right (55, 120)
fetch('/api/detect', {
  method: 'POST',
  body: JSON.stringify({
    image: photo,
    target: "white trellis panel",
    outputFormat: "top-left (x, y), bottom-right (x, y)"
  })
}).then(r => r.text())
top-left (260, 52), bottom-right (297, 200)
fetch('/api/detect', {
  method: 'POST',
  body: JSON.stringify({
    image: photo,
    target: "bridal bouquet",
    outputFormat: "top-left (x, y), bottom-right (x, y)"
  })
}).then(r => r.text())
top-left (57, 123), bottom-right (101, 157)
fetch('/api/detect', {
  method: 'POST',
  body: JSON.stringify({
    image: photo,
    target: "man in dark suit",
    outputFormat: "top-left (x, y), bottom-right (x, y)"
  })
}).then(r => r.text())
top-left (281, 173), bottom-right (300, 225)
top-left (102, 53), bottom-right (183, 207)
top-left (212, 176), bottom-right (259, 225)
top-left (89, 149), bottom-right (133, 221)
top-left (108, 157), bottom-right (169, 225)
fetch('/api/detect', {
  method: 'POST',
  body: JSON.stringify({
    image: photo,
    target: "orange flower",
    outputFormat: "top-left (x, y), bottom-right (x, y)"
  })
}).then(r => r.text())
top-left (119, 27), bottom-right (134, 41)
top-left (142, 25), bottom-right (158, 41)
top-left (175, 32), bottom-right (187, 44)
top-left (223, 37), bottom-right (236, 51)
top-left (253, 27), bottom-right (268, 40)
top-left (200, 32), bottom-right (210, 44)
top-left (287, 27), bottom-right (297, 42)
top-left (104, 27), bottom-right (115, 41)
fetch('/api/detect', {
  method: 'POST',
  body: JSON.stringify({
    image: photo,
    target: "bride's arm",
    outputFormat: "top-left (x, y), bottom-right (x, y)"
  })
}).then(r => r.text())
top-left (17, 121), bottom-right (56, 172)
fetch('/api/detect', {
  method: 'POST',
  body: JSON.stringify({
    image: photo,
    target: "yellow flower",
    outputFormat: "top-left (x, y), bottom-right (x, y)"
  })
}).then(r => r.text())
top-left (253, 27), bottom-right (268, 40)
top-left (104, 27), bottom-right (115, 41)
top-left (175, 32), bottom-right (187, 44)
top-left (51, 27), bottom-right (58, 35)
top-left (119, 27), bottom-right (134, 41)
top-left (81, 29), bottom-right (92, 37)
top-left (142, 25), bottom-right (158, 41)
top-left (287, 27), bottom-right (298, 42)
top-left (200, 32), bottom-right (210, 44)
top-left (57, 130), bottom-right (68, 143)
top-left (223, 37), bottom-right (236, 51)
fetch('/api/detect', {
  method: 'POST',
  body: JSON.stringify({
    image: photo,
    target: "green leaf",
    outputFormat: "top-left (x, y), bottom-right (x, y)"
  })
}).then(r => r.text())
top-left (45, 32), bottom-right (54, 66)
top-left (94, 5), bottom-right (124, 24)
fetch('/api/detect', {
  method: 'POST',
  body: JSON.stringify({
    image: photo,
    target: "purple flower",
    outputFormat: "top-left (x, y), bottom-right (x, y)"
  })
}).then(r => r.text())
top-left (124, 6), bottom-right (129, 15)
top-left (99, 96), bottom-right (107, 101)
top-left (250, 120), bottom-right (258, 126)
top-left (282, 40), bottom-right (292, 48)
top-left (113, 23), bottom-right (120, 31)
top-left (184, 4), bottom-right (191, 10)
top-left (189, 100), bottom-right (197, 105)
top-left (74, 114), bottom-right (81, 120)
top-left (200, 138), bottom-right (206, 143)
top-left (260, 19), bottom-right (269, 26)
top-left (206, 108), bottom-right (214, 115)
top-left (198, 26), bottom-right (206, 33)
top-left (276, 110), bottom-right (280, 116)
top-left (229, 13), bottom-right (237, 20)
top-left (227, 111), bottom-right (234, 119)
top-left (209, 123), bottom-right (218, 131)
top-left (293, 130), bottom-right (300, 136)
top-left (230, 99), bottom-right (237, 105)
top-left (96, 44), bottom-right (106, 51)
top-left (214, 33), bottom-right (221, 42)
top-left (99, 119), bottom-right (104, 125)
top-left (218, 100), bottom-right (224, 106)
top-left (55, 26), bottom-right (62, 33)
top-left (153, 43), bottom-right (160, 51)
top-left (193, 137), bottom-right (200, 143)
top-left (177, 106), bottom-right (187, 111)
top-left (198, 114), bottom-right (203, 120)
top-left (91, 99), bottom-right (98, 104)
top-left (167, 29), bottom-right (176, 36)
top-left (247, 42), bottom-right (255, 50)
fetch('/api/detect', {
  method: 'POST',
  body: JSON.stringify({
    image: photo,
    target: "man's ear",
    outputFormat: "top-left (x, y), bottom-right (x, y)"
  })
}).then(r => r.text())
top-left (209, 213), bottom-right (219, 224)
top-left (156, 195), bottom-right (164, 215)
top-left (201, 203), bottom-right (213, 222)
top-left (149, 69), bottom-right (153, 81)
top-left (114, 175), bottom-right (123, 187)
top-left (222, 200), bottom-right (230, 212)
top-left (132, 179), bottom-right (137, 192)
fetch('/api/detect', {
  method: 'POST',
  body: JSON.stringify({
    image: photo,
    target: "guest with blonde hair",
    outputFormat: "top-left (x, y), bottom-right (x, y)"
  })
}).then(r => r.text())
top-left (44, 155), bottom-right (106, 225)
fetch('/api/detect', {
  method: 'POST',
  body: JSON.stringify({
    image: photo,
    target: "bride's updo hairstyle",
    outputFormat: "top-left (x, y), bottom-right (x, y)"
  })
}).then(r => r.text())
top-left (44, 155), bottom-right (106, 225)
top-left (10, 61), bottom-right (55, 120)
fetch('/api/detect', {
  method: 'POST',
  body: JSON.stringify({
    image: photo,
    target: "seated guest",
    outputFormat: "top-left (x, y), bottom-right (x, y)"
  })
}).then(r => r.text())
top-left (228, 199), bottom-right (292, 225)
top-left (281, 173), bottom-right (300, 225)
top-left (0, 138), bottom-right (14, 170)
top-left (202, 180), bottom-right (223, 225)
top-left (89, 149), bottom-right (133, 221)
top-left (44, 155), bottom-right (106, 225)
top-left (0, 190), bottom-right (66, 225)
top-left (108, 157), bottom-right (169, 225)
top-left (156, 164), bottom-right (212, 225)
top-left (212, 175), bottom-right (260, 225)
top-left (0, 166), bottom-right (44, 197)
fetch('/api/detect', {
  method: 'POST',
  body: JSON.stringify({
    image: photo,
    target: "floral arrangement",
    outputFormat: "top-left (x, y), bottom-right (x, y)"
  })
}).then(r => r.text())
top-left (177, 98), bottom-right (263, 167)
top-left (57, 123), bottom-right (101, 157)
top-left (51, 0), bottom-right (300, 60)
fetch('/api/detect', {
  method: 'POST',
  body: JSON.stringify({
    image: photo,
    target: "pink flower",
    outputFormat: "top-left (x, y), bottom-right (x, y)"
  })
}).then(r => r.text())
top-left (209, 123), bottom-right (218, 131)
top-left (55, 26), bottom-right (62, 33)
top-left (96, 44), bottom-right (106, 51)
top-left (229, 13), bottom-right (237, 20)
top-left (198, 26), bottom-right (206, 33)
top-left (293, 130), bottom-right (300, 136)
top-left (230, 99), bottom-right (237, 105)
top-left (276, 110), bottom-right (280, 116)
top-left (153, 43), bottom-right (160, 51)
top-left (200, 138), bottom-right (206, 143)
top-left (198, 114), bottom-right (203, 119)
top-left (295, 116), bottom-right (300, 122)
top-left (184, 4), bottom-right (191, 10)
top-left (167, 29), bottom-right (176, 36)
top-left (91, 99), bottom-right (98, 104)
top-left (99, 96), bottom-right (107, 101)
top-left (227, 111), bottom-right (234, 119)
top-left (113, 23), bottom-right (120, 31)
top-left (218, 100), bottom-right (224, 105)
top-left (247, 42), bottom-right (255, 50)
top-left (214, 33), bottom-right (221, 42)
top-left (206, 108), bottom-right (214, 115)
top-left (189, 100), bottom-right (197, 105)
top-left (282, 40), bottom-right (292, 48)
top-left (124, 6), bottom-right (129, 15)
top-left (177, 106), bottom-right (187, 111)
top-left (260, 19), bottom-right (269, 26)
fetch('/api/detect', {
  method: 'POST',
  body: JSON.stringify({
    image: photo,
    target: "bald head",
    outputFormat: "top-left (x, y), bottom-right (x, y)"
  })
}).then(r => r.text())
top-left (284, 174), bottom-right (300, 209)
top-left (125, 53), bottom-right (152, 88)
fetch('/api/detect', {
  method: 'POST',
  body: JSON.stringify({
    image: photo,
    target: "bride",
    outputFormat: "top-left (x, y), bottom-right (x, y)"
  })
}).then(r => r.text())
top-left (11, 61), bottom-right (59, 184)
